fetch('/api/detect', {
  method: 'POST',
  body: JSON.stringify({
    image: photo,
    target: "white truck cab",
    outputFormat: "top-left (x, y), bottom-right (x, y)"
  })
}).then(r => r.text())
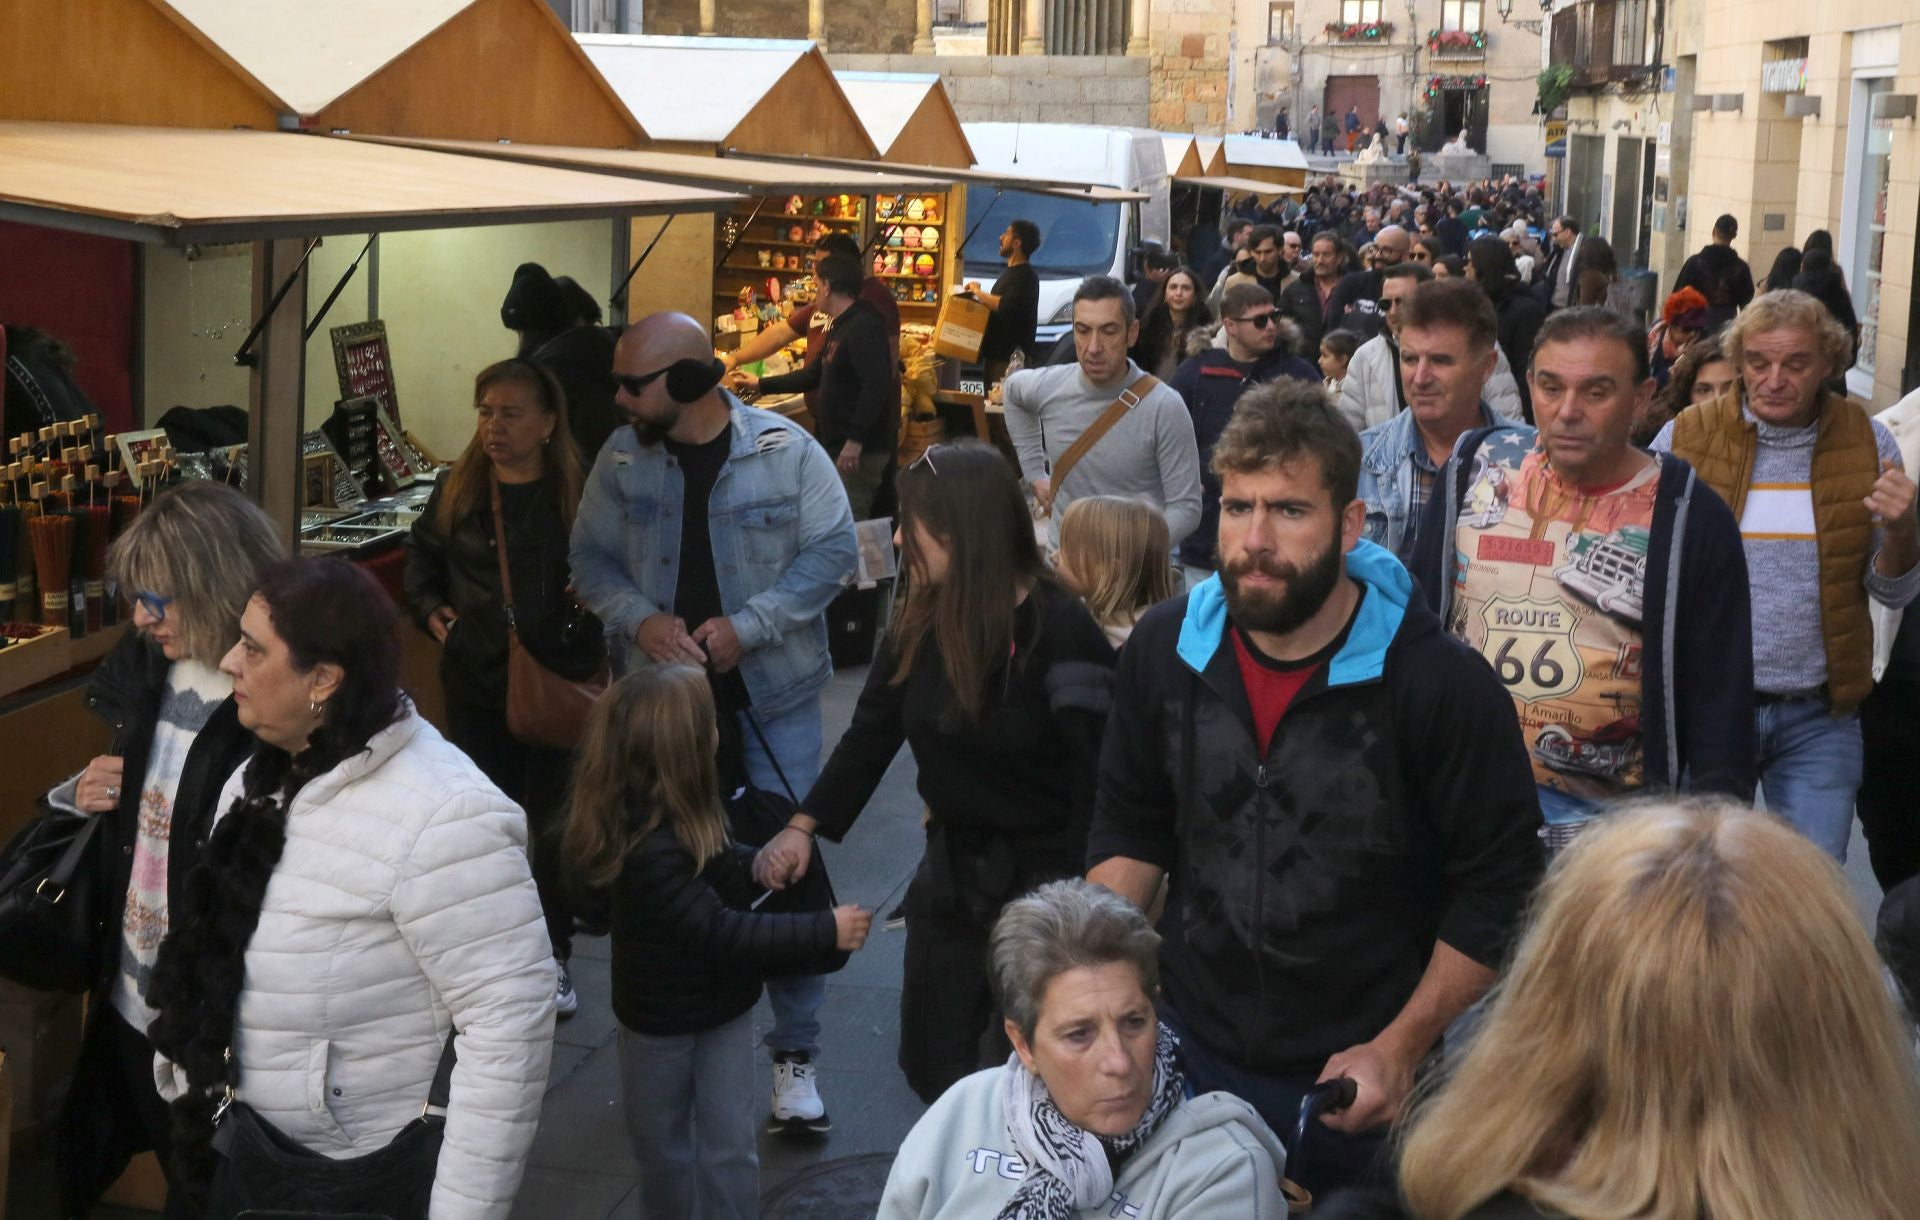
top-left (959, 123), bottom-right (1171, 363)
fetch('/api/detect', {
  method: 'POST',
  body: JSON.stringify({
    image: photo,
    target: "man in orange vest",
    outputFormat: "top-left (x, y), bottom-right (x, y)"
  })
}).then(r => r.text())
top-left (1652, 290), bottom-right (1920, 860)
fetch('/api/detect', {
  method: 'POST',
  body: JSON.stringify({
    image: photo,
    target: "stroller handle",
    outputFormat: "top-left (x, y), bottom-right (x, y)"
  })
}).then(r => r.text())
top-left (1288, 1076), bottom-right (1360, 1194)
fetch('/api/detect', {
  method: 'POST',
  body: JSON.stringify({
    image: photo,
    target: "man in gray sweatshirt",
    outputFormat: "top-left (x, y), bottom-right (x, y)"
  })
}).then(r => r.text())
top-left (1002, 276), bottom-right (1203, 553)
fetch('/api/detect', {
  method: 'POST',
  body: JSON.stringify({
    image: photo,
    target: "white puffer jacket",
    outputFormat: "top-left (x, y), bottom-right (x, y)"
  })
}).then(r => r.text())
top-left (156, 707), bottom-right (555, 1220)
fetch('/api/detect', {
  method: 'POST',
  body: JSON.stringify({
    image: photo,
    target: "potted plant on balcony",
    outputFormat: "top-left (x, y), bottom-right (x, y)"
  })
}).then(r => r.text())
top-left (1426, 28), bottom-right (1487, 54)
top-left (1325, 19), bottom-right (1393, 41)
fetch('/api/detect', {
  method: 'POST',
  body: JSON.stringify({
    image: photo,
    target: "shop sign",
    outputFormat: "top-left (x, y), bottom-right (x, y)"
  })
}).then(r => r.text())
top-left (1662, 66), bottom-right (1675, 93)
top-left (1544, 119), bottom-right (1567, 158)
top-left (1762, 58), bottom-right (1808, 93)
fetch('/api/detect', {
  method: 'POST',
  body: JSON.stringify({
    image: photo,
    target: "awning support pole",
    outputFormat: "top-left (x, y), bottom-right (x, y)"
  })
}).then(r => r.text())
top-left (612, 215), bottom-right (675, 309)
top-left (716, 196), bottom-right (768, 267)
top-left (303, 235), bottom-right (376, 343)
top-left (233, 237), bottom-right (320, 368)
top-left (245, 239), bottom-right (309, 550)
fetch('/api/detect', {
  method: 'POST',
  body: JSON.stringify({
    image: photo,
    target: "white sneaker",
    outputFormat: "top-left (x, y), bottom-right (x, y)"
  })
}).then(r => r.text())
top-left (555, 960), bottom-right (578, 1019)
top-left (769, 1052), bottom-right (830, 1134)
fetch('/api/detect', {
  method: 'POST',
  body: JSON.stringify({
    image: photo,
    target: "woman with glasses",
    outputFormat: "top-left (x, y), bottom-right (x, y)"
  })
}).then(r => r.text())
top-left (754, 442), bottom-right (1118, 1104)
top-left (404, 358), bottom-right (603, 1019)
top-left (45, 481), bottom-right (284, 1219)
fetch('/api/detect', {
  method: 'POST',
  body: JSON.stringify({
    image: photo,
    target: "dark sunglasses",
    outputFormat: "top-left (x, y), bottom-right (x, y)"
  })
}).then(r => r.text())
top-left (611, 366), bottom-right (674, 397)
top-left (1233, 311), bottom-right (1278, 329)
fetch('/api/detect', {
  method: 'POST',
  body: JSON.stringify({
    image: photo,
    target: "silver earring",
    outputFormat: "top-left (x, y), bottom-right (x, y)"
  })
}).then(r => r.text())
top-left (309, 699), bottom-right (322, 718)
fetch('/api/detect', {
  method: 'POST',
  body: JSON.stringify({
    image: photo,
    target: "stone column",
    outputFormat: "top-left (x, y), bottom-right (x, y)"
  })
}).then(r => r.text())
top-left (698, 0), bottom-right (715, 34)
top-left (809, 0), bottom-right (828, 47)
top-left (1020, 0), bottom-right (1044, 54)
top-left (1126, 0), bottom-right (1148, 56)
top-left (912, 0), bottom-right (935, 53)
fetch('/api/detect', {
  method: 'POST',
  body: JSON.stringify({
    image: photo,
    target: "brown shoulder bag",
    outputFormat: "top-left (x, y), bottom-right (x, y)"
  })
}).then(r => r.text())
top-left (491, 475), bottom-right (610, 751)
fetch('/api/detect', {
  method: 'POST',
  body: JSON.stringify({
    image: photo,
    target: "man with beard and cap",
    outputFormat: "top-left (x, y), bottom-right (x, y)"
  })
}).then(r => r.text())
top-left (569, 313), bottom-right (858, 1137)
top-left (1086, 380), bottom-right (1543, 1201)
top-left (501, 262), bottom-right (621, 459)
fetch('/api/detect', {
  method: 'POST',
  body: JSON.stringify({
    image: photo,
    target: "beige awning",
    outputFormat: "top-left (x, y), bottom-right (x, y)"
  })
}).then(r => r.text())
top-left (734, 151), bottom-right (1153, 203)
top-left (0, 122), bottom-right (743, 245)
top-left (1176, 174), bottom-right (1305, 197)
top-left (345, 134), bottom-right (956, 195)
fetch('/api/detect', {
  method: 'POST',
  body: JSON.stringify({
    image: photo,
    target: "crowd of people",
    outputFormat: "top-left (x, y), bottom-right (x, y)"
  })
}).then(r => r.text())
top-left (37, 169), bottom-right (1920, 1220)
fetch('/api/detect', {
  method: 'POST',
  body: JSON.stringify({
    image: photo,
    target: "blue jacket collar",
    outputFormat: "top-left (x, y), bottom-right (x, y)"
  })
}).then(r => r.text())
top-left (1177, 539), bottom-right (1412, 685)
top-left (1361, 401), bottom-right (1503, 474)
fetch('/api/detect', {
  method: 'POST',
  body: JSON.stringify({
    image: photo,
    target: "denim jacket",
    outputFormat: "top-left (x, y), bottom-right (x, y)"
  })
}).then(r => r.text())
top-left (569, 396), bottom-right (858, 718)
top-left (1357, 401), bottom-right (1515, 557)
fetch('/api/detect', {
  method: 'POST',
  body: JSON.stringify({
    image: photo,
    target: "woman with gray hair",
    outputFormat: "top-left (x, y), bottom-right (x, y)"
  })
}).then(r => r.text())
top-left (45, 480), bottom-right (285, 1217)
top-left (878, 879), bottom-right (1287, 1219)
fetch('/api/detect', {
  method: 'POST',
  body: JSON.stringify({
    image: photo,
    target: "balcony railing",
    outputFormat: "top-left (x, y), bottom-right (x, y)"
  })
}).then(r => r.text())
top-left (1325, 20), bottom-right (1394, 42)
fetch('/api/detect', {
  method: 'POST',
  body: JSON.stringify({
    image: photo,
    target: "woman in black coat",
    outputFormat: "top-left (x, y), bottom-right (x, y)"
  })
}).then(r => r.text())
top-left (1793, 247), bottom-right (1861, 371)
top-left (50, 482), bottom-right (283, 1218)
top-left (403, 357), bottom-right (604, 1012)
top-left (1468, 235), bottom-right (1547, 420)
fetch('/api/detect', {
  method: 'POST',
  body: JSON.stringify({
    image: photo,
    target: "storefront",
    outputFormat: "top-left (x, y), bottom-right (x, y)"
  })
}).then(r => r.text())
top-left (1841, 32), bottom-right (1899, 399)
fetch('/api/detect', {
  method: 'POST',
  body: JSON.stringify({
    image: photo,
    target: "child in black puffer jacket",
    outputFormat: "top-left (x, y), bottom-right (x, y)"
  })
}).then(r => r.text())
top-left (562, 664), bottom-right (870, 1220)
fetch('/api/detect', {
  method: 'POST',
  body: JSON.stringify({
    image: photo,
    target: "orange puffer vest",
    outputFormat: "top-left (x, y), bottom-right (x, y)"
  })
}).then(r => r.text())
top-left (1669, 389), bottom-right (1880, 712)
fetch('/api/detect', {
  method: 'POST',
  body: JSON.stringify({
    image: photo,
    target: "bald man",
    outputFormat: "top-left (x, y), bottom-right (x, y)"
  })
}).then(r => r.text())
top-left (570, 312), bottom-right (858, 1136)
top-left (1325, 224), bottom-right (1412, 342)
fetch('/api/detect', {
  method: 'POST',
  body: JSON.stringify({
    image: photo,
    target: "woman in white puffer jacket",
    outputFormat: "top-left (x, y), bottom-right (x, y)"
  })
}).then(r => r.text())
top-left (147, 557), bottom-right (554, 1220)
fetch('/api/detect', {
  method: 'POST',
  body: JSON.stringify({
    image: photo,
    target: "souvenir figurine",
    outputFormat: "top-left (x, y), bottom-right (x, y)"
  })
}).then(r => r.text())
top-left (903, 227), bottom-right (920, 249)
top-left (905, 197), bottom-right (926, 221)
top-left (915, 253), bottom-right (935, 277)
top-left (785, 194), bottom-right (804, 215)
top-left (757, 249), bottom-right (771, 268)
top-left (877, 195), bottom-right (896, 218)
top-left (921, 227), bottom-right (939, 250)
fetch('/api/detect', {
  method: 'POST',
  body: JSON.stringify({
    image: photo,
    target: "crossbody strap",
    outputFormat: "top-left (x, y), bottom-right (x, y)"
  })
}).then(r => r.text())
top-left (487, 473), bottom-right (519, 634)
top-left (1047, 374), bottom-right (1159, 497)
top-left (424, 1029), bottom-right (458, 1117)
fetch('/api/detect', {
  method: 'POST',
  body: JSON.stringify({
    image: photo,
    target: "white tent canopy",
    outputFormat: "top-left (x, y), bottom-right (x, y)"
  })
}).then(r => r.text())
top-left (577, 34), bottom-right (816, 146)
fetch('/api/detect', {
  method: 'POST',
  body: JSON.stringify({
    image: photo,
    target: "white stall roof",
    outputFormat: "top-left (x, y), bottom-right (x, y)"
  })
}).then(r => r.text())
top-left (576, 34), bottom-right (818, 145)
top-left (1221, 135), bottom-right (1310, 172)
top-left (1157, 133), bottom-right (1200, 178)
top-left (159, 0), bottom-right (477, 116)
top-left (835, 73), bottom-right (937, 151)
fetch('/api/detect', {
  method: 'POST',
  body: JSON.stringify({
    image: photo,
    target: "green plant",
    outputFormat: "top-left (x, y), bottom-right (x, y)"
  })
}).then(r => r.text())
top-left (1537, 65), bottom-right (1573, 116)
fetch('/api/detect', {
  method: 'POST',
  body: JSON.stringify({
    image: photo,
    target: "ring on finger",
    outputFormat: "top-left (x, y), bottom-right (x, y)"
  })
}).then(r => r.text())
top-left (107, 786), bottom-right (119, 802)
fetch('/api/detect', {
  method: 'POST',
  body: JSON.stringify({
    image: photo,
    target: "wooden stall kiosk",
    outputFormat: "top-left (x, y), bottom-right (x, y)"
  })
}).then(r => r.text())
top-left (1221, 134), bottom-right (1312, 190)
top-left (1195, 137), bottom-right (1228, 177)
top-left (1159, 134), bottom-right (1204, 181)
top-left (833, 73), bottom-right (976, 168)
top-left (0, 121), bottom-right (738, 1205)
top-left (573, 35), bottom-right (912, 347)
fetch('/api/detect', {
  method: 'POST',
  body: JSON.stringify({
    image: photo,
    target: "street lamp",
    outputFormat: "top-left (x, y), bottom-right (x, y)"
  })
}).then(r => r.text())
top-left (1496, 0), bottom-right (1545, 35)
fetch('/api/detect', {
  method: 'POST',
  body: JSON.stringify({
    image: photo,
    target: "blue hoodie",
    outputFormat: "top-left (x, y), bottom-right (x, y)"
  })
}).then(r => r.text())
top-left (1091, 541), bottom-right (1543, 1077)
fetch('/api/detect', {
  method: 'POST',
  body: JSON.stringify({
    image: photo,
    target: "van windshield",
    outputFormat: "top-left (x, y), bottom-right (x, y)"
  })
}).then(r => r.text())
top-left (961, 186), bottom-right (1122, 279)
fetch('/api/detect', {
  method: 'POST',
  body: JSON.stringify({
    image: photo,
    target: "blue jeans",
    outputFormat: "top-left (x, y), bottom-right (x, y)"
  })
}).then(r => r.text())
top-left (739, 699), bottom-right (827, 1059)
top-left (1756, 698), bottom-right (1863, 862)
top-left (1157, 1001), bottom-right (1388, 1201)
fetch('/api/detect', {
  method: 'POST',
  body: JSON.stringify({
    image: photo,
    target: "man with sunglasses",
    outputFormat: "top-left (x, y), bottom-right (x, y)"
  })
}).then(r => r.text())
top-left (1169, 282), bottom-right (1321, 588)
top-left (571, 311), bottom-right (859, 1136)
top-left (1338, 264), bottom-right (1524, 433)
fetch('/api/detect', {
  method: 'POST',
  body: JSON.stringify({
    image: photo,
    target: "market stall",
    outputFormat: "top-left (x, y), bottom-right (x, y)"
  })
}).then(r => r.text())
top-left (1159, 134), bottom-right (1204, 180)
top-left (0, 119), bottom-right (739, 815)
top-left (833, 72), bottom-right (976, 168)
top-left (1221, 134), bottom-right (1311, 189)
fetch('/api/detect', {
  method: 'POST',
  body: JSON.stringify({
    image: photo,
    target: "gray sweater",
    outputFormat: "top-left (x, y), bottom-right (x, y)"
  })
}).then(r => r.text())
top-left (1002, 360), bottom-right (1204, 550)
top-left (1653, 409), bottom-right (1920, 693)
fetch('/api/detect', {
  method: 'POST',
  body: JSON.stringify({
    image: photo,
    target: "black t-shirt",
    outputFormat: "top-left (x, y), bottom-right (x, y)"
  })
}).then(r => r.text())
top-left (664, 428), bottom-right (748, 706)
top-left (982, 262), bottom-right (1040, 365)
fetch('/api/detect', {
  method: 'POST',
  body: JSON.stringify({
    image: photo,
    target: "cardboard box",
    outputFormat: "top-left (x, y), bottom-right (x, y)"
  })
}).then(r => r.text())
top-left (933, 292), bottom-right (990, 361)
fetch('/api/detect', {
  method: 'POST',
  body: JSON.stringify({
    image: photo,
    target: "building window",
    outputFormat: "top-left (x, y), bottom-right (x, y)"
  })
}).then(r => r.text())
top-left (1848, 76), bottom-right (1893, 379)
top-left (1269, 1), bottom-right (1295, 43)
top-left (1340, 0), bottom-right (1382, 25)
top-left (1441, 0), bottom-right (1482, 32)
top-left (1613, 0), bottom-right (1647, 66)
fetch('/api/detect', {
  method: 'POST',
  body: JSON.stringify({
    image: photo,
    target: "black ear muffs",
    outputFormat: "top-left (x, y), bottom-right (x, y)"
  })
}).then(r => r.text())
top-left (665, 357), bottom-right (726, 403)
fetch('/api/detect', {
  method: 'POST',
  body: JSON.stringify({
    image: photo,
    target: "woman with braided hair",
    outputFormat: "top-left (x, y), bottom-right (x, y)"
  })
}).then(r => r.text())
top-left (146, 558), bottom-right (555, 1220)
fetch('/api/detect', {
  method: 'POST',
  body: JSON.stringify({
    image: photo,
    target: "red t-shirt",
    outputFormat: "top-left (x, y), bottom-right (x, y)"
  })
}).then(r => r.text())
top-left (1230, 596), bottom-right (1361, 756)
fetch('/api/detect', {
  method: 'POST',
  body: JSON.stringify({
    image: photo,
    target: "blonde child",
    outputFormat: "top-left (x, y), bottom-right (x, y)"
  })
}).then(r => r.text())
top-left (563, 664), bottom-right (869, 1219)
top-left (1055, 495), bottom-right (1174, 647)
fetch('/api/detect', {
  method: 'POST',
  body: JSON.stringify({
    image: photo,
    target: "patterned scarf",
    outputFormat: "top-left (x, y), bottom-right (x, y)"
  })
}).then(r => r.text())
top-left (996, 1022), bottom-right (1185, 1220)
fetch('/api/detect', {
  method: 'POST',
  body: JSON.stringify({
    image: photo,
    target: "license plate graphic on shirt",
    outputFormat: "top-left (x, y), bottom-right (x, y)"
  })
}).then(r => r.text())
top-left (1479, 595), bottom-right (1583, 703)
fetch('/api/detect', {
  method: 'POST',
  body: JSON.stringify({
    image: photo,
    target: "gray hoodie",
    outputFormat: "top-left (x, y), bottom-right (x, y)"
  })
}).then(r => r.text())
top-left (878, 1066), bottom-right (1290, 1219)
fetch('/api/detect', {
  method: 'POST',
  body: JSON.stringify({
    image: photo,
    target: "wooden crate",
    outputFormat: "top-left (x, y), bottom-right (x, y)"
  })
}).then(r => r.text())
top-left (0, 628), bottom-right (69, 701)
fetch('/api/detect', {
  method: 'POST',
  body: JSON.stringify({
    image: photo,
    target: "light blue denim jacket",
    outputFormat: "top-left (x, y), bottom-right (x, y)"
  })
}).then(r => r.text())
top-left (569, 396), bottom-right (858, 718)
top-left (1357, 402), bottom-right (1517, 557)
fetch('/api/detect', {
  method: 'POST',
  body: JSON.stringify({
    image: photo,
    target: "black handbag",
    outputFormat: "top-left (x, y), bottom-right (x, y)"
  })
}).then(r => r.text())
top-left (205, 1034), bottom-right (457, 1220)
top-left (0, 808), bottom-right (102, 993)
top-left (729, 711), bottom-right (851, 980)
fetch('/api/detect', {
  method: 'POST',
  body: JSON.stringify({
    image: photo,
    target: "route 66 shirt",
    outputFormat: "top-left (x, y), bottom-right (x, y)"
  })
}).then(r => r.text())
top-left (1447, 448), bottom-right (1663, 803)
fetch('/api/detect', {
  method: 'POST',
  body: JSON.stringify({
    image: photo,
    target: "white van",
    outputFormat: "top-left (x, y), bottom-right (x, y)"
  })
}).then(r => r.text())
top-left (959, 123), bottom-right (1171, 359)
